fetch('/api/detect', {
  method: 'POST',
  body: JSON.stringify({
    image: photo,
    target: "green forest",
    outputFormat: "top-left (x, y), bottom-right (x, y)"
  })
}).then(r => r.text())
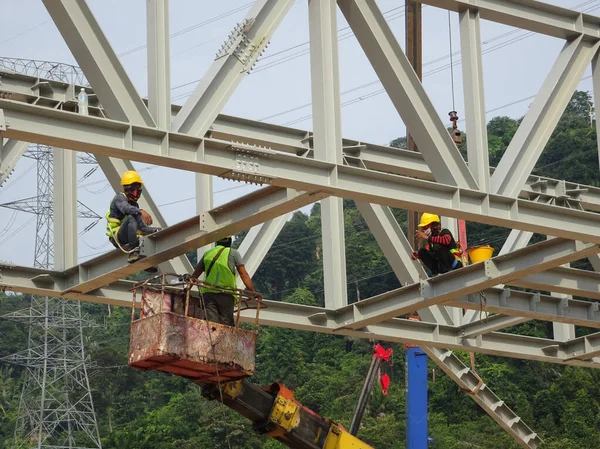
top-left (0, 91), bottom-right (599, 448)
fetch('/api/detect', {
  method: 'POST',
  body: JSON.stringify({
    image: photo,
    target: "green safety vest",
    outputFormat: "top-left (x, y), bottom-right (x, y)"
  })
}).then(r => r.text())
top-left (201, 246), bottom-right (236, 294)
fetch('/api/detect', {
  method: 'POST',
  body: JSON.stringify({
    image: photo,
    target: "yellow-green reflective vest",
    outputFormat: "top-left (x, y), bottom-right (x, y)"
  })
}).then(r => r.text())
top-left (201, 246), bottom-right (236, 294)
top-left (105, 193), bottom-right (126, 238)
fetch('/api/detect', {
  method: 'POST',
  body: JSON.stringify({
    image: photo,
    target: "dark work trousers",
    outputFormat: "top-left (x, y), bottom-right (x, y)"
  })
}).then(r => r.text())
top-left (116, 214), bottom-right (146, 248)
top-left (202, 292), bottom-right (235, 326)
top-left (418, 244), bottom-right (459, 275)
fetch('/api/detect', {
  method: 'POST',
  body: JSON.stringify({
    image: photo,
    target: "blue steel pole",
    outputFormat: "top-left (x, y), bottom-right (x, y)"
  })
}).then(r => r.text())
top-left (406, 346), bottom-right (428, 449)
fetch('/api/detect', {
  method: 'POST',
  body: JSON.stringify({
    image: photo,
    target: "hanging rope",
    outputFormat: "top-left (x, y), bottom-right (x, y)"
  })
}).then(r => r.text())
top-left (194, 283), bottom-right (234, 449)
top-left (448, 11), bottom-right (456, 112)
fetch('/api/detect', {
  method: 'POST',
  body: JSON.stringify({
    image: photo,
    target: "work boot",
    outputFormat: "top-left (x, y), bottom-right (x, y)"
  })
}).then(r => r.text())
top-left (127, 249), bottom-right (145, 263)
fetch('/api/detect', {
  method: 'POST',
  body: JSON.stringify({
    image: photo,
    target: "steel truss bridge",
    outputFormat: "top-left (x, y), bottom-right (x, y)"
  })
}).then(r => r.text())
top-left (1, 0), bottom-right (600, 447)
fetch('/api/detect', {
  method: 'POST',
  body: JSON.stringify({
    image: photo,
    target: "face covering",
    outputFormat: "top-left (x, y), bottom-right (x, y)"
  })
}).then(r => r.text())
top-left (424, 228), bottom-right (432, 237)
top-left (126, 186), bottom-right (142, 201)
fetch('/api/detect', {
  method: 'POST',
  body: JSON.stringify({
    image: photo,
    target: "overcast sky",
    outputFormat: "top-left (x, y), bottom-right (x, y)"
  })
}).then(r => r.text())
top-left (0, 0), bottom-right (597, 267)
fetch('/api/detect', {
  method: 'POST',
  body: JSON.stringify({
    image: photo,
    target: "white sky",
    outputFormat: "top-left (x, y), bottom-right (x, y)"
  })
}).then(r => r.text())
top-left (0, 0), bottom-right (597, 267)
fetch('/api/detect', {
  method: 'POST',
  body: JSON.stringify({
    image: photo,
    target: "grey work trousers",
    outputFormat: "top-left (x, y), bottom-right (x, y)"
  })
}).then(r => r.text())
top-left (202, 292), bottom-right (235, 327)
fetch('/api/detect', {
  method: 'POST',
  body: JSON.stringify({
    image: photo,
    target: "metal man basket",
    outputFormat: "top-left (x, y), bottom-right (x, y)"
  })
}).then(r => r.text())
top-left (128, 274), bottom-right (264, 384)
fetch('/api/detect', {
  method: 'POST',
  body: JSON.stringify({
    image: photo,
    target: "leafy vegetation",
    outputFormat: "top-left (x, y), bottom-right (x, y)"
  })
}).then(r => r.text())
top-left (0, 91), bottom-right (598, 448)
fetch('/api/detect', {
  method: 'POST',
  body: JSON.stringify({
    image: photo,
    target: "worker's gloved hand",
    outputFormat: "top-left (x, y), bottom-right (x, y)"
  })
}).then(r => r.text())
top-left (139, 209), bottom-right (153, 225)
top-left (179, 273), bottom-right (191, 283)
top-left (411, 251), bottom-right (419, 261)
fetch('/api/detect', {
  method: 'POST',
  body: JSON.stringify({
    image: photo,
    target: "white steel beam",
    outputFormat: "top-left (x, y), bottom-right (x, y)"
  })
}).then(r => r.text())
top-left (53, 148), bottom-right (78, 270)
top-left (456, 288), bottom-right (600, 328)
top-left (335, 238), bottom-right (600, 329)
top-left (565, 332), bottom-right (600, 361)
top-left (590, 254), bottom-right (600, 271)
top-left (337, 0), bottom-right (478, 189)
top-left (1, 263), bottom-right (599, 370)
top-left (172, 0), bottom-right (295, 136)
top-left (0, 264), bottom-right (600, 368)
top-left (414, 0), bottom-right (600, 40)
top-left (61, 187), bottom-right (327, 294)
top-left (237, 214), bottom-right (289, 279)
top-left (355, 202), bottom-right (422, 286)
top-left (147, 0), bottom-right (171, 130)
top-left (491, 37), bottom-right (600, 197)
top-left (459, 315), bottom-right (530, 338)
top-left (553, 320), bottom-right (576, 342)
top-left (499, 230), bottom-right (534, 256)
top-left (460, 8), bottom-right (490, 192)
top-left (42, 0), bottom-right (155, 126)
top-left (95, 156), bottom-right (193, 275)
top-left (4, 99), bottom-right (600, 243)
top-left (422, 346), bottom-right (542, 448)
top-left (509, 266), bottom-right (600, 299)
top-left (195, 173), bottom-right (214, 263)
top-left (593, 52), bottom-right (600, 174)
top-left (0, 139), bottom-right (29, 186)
top-left (3, 69), bottom-right (600, 214)
top-left (310, 0), bottom-right (347, 309)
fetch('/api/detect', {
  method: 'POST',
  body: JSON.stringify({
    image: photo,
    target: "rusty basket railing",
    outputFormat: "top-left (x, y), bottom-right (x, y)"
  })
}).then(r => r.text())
top-left (130, 273), bottom-right (266, 329)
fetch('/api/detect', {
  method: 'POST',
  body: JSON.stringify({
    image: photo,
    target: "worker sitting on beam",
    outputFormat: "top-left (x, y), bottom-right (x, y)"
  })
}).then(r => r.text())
top-left (191, 235), bottom-right (262, 326)
top-left (411, 213), bottom-right (463, 276)
top-left (105, 170), bottom-right (162, 264)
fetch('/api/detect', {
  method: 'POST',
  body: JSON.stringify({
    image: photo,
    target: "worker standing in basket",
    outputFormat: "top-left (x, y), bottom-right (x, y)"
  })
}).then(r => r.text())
top-left (105, 170), bottom-right (162, 264)
top-left (411, 213), bottom-right (463, 276)
top-left (191, 235), bottom-right (262, 326)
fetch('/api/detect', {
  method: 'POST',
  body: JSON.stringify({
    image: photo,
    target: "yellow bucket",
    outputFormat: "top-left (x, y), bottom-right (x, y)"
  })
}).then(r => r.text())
top-left (467, 245), bottom-right (494, 264)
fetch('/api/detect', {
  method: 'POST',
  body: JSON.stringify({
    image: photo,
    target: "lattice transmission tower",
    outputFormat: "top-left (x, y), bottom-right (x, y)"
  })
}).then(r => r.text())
top-left (0, 57), bottom-right (103, 449)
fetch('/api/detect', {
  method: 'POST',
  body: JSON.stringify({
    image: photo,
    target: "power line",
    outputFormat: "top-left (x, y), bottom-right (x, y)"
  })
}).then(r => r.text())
top-left (169, 5), bottom-right (409, 103)
top-left (0, 20), bottom-right (51, 46)
top-left (117, 2), bottom-right (255, 58)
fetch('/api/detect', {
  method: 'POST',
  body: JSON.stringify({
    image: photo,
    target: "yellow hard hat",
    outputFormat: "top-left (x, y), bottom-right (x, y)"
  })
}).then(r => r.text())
top-left (121, 170), bottom-right (143, 186)
top-left (418, 213), bottom-right (440, 227)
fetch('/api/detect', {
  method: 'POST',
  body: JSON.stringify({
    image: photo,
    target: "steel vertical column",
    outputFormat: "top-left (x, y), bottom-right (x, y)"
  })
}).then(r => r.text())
top-left (550, 235), bottom-right (576, 342)
top-left (146, 0), bottom-right (171, 130)
top-left (53, 147), bottom-right (77, 270)
top-left (592, 53), bottom-right (600, 173)
top-left (196, 172), bottom-right (213, 264)
top-left (459, 8), bottom-right (490, 192)
top-left (406, 347), bottom-right (428, 449)
top-left (309, 0), bottom-right (347, 309)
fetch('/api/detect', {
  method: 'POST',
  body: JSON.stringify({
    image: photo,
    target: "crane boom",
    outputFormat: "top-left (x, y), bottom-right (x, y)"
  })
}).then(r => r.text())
top-left (199, 380), bottom-right (374, 449)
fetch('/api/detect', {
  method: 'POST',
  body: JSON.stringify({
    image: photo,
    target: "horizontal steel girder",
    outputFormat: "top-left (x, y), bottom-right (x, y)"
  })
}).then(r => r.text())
top-left (459, 315), bottom-right (531, 338)
top-left (413, 0), bottom-right (600, 40)
top-left (2, 99), bottom-right (600, 243)
top-left (507, 266), bottom-right (600, 299)
top-left (334, 238), bottom-right (600, 329)
top-left (1, 71), bottom-right (599, 213)
top-left (0, 263), bottom-right (598, 368)
top-left (61, 187), bottom-right (327, 294)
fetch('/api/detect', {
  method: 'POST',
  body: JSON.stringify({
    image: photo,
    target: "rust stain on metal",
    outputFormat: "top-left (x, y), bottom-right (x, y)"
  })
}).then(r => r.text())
top-left (129, 288), bottom-right (256, 384)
